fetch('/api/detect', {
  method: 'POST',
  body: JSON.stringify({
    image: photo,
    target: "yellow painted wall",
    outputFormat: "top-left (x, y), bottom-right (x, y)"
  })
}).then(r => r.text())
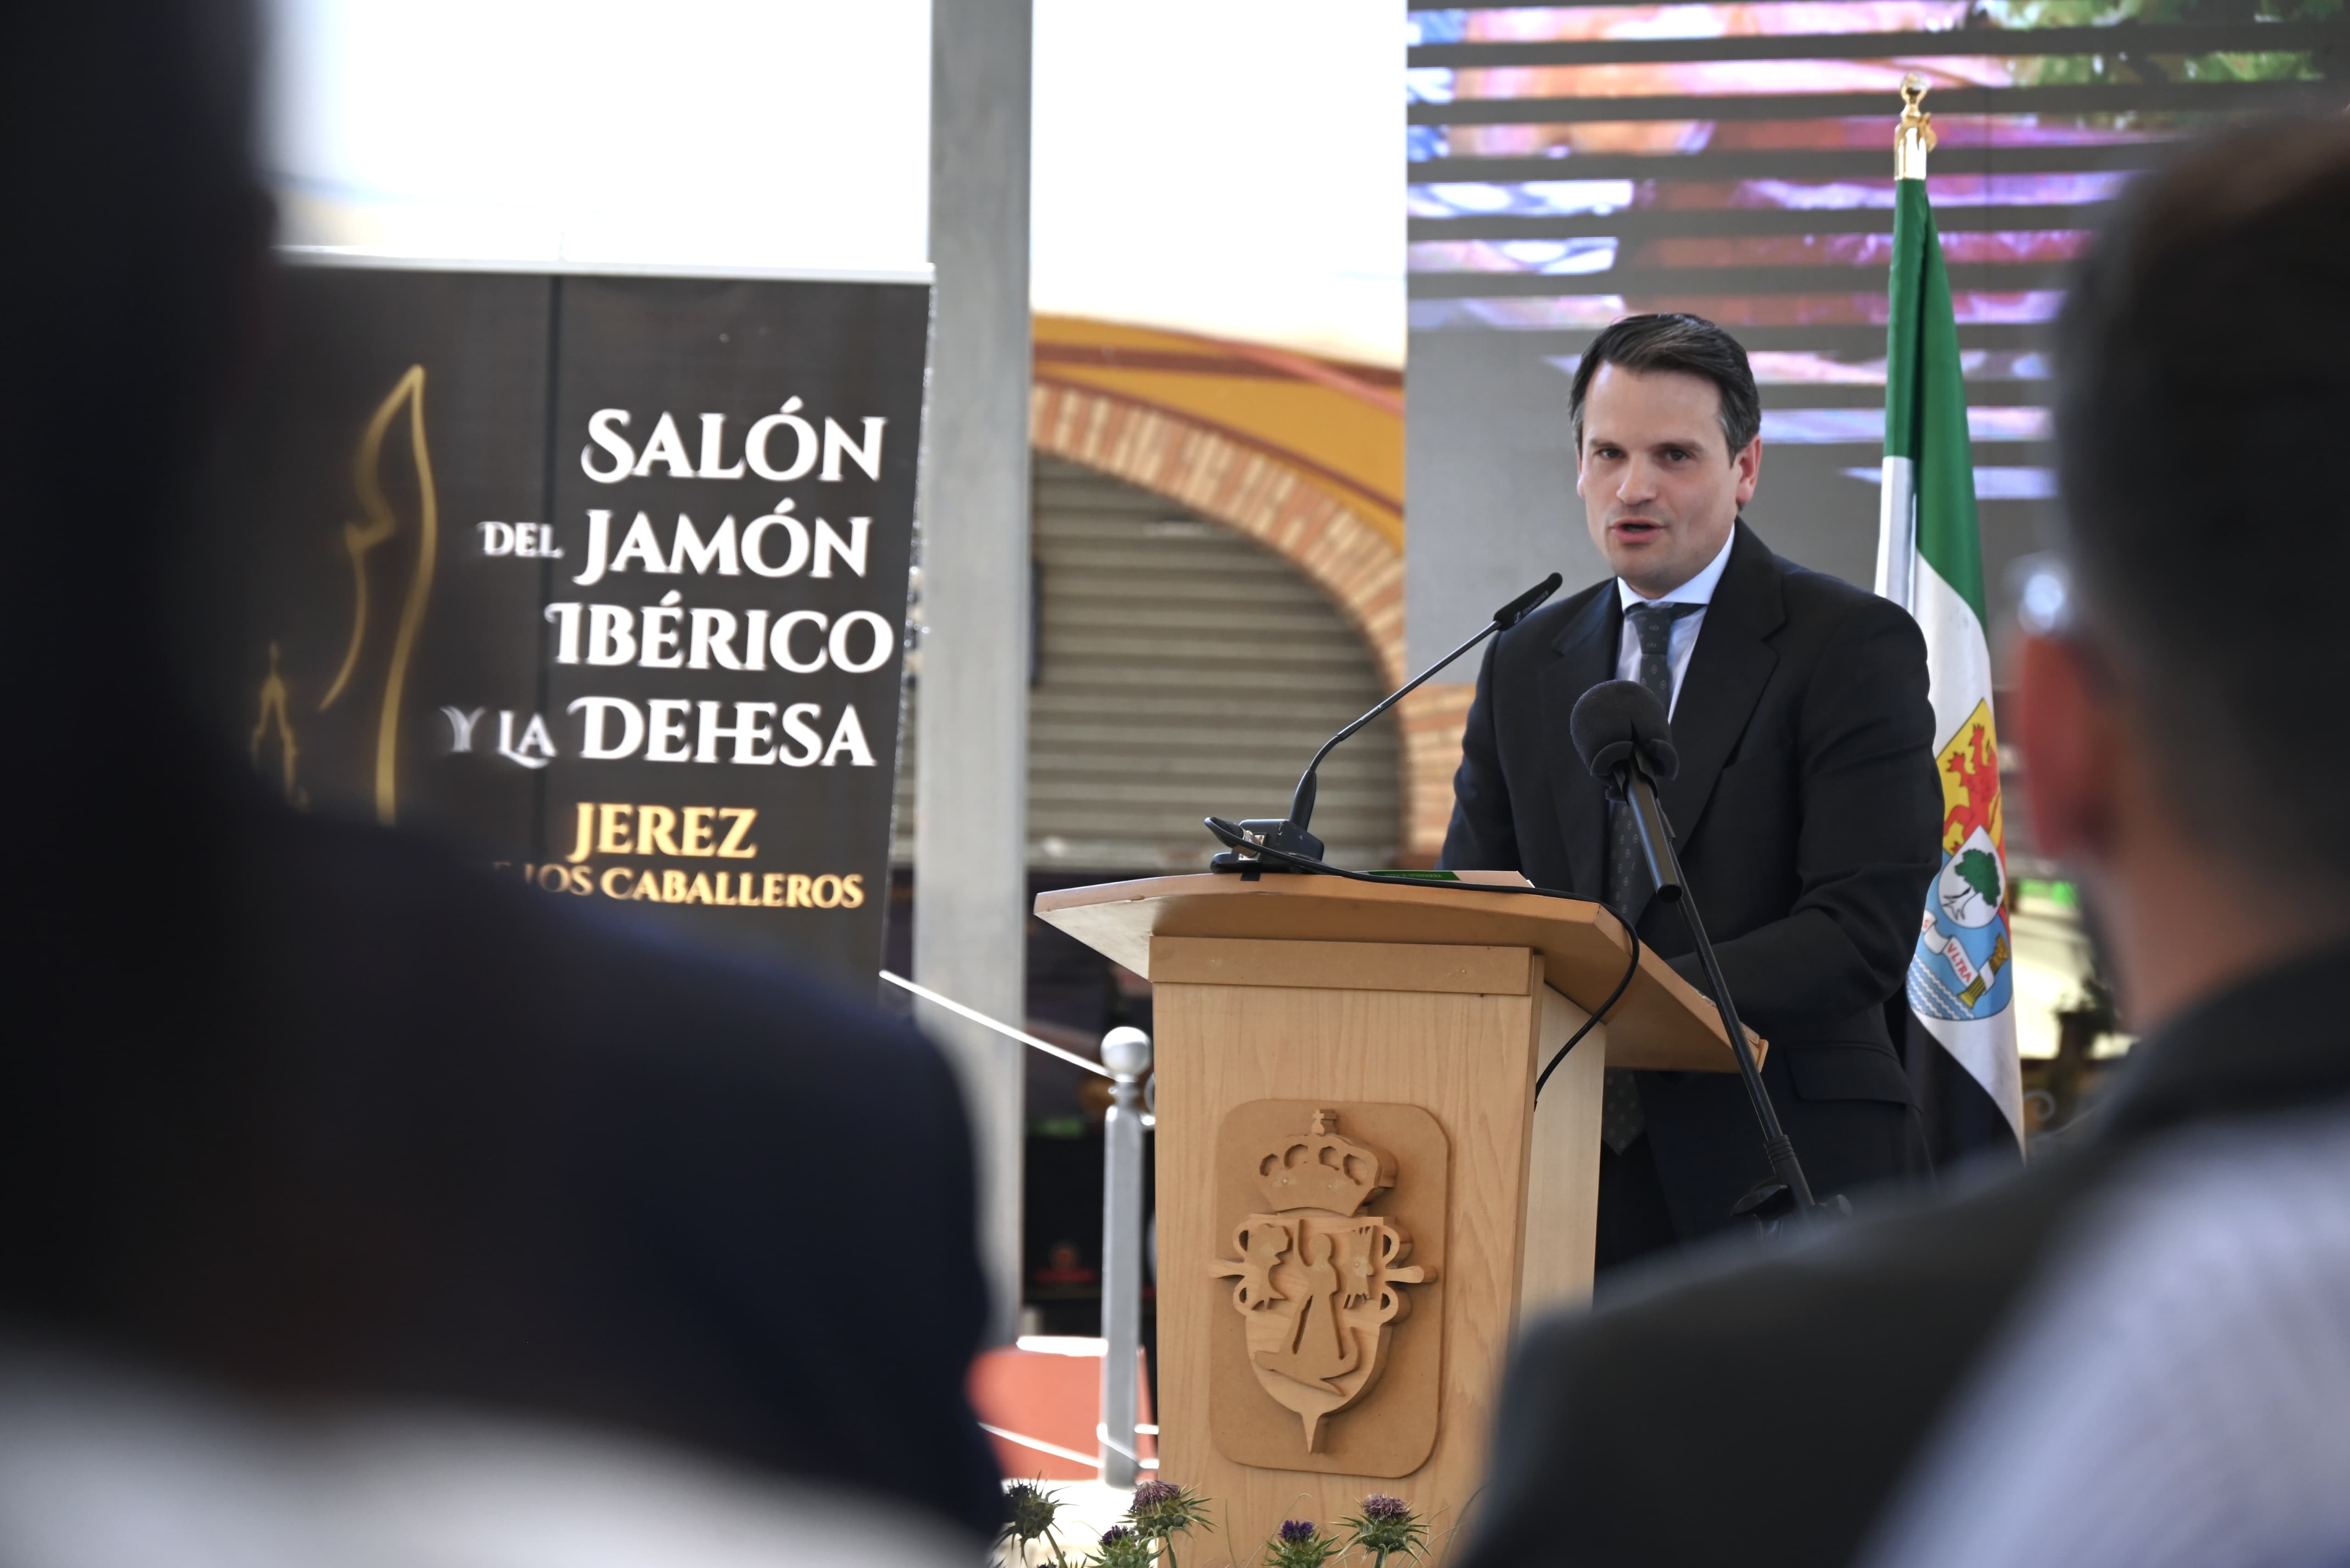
top-left (1033, 315), bottom-right (1403, 550)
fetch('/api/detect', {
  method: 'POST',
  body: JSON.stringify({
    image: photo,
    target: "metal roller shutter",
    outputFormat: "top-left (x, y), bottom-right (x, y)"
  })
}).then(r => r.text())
top-left (894, 453), bottom-right (1399, 872)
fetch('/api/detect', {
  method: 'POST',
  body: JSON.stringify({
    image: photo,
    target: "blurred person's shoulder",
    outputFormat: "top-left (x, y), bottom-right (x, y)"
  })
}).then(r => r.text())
top-left (1477, 1145), bottom-right (2121, 1568)
top-left (213, 774), bottom-right (950, 1113)
top-left (0, 1335), bottom-right (976, 1568)
top-left (1475, 943), bottom-right (2350, 1568)
top-left (153, 769), bottom-right (1002, 1540)
top-left (1861, 1102), bottom-right (2350, 1568)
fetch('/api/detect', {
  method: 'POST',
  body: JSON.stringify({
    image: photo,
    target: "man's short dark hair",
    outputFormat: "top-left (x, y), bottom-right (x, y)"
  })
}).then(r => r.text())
top-left (2055, 116), bottom-right (2350, 891)
top-left (1569, 312), bottom-right (1762, 458)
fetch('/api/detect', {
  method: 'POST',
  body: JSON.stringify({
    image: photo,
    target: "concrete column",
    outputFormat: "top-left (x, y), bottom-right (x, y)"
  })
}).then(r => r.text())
top-left (917, 0), bottom-right (1032, 1345)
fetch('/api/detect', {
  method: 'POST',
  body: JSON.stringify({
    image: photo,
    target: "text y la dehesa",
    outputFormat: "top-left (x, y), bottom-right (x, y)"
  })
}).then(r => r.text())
top-left (451, 398), bottom-right (902, 772)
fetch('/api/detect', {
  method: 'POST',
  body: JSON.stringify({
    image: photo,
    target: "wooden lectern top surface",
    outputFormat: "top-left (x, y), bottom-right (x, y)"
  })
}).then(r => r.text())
top-left (1035, 873), bottom-right (1762, 1073)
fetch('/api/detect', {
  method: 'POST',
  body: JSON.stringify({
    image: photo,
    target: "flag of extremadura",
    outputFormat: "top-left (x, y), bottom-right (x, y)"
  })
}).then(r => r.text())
top-left (1874, 78), bottom-right (2024, 1143)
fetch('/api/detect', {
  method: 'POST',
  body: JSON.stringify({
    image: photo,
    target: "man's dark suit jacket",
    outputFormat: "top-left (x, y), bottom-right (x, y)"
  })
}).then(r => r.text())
top-left (2, 758), bottom-right (1004, 1541)
top-left (1459, 943), bottom-right (2350, 1568)
top-left (1442, 521), bottom-right (1942, 1236)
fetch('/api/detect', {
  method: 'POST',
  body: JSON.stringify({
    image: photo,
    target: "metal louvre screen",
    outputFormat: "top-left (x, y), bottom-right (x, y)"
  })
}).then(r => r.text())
top-left (894, 455), bottom-right (1399, 872)
top-left (1403, 0), bottom-right (2346, 665)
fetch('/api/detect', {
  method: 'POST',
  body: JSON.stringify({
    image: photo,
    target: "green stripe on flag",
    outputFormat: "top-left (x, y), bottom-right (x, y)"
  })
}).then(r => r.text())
top-left (1883, 179), bottom-right (1986, 626)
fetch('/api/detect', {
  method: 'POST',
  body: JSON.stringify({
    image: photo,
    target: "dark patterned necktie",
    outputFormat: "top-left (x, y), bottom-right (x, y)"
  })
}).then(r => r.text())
top-left (1601, 599), bottom-right (1701, 1155)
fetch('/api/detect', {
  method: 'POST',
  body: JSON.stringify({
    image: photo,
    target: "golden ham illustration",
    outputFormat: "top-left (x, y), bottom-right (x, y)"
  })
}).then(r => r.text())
top-left (252, 364), bottom-right (438, 825)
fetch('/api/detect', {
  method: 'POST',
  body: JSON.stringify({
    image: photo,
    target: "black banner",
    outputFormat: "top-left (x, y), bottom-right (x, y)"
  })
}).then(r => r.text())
top-left (203, 261), bottom-right (928, 986)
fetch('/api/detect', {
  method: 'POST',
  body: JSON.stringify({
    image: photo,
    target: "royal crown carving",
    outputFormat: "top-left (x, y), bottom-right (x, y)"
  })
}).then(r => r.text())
top-left (1254, 1108), bottom-right (1394, 1216)
top-left (1210, 1108), bottom-right (1433, 1453)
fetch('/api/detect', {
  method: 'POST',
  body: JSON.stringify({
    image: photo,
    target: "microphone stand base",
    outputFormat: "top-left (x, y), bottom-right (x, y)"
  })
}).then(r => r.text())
top-left (1730, 1175), bottom-right (1795, 1224)
top-left (1209, 850), bottom-right (1304, 879)
top-left (1731, 1176), bottom-right (1852, 1230)
top-left (1207, 817), bottom-right (1326, 877)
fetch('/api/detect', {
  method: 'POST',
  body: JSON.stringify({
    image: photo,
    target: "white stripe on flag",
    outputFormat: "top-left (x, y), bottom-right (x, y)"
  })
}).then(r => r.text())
top-left (1920, 1011), bottom-right (2025, 1140)
top-left (1915, 559), bottom-right (2000, 784)
top-left (1913, 557), bottom-right (2025, 1139)
top-left (1876, 455), bottom-right (1916, 607)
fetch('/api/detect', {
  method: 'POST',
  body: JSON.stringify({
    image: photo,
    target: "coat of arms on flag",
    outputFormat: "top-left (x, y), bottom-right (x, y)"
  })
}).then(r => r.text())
top-left (1912, 700), bottom-right (2013, 1023)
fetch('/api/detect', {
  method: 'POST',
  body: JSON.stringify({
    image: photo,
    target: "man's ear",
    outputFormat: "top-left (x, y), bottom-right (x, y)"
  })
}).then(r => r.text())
top-left (1732, 437), bottom-right (1761, 506)
top-left (2017, 632), bottom-right (2117, 864)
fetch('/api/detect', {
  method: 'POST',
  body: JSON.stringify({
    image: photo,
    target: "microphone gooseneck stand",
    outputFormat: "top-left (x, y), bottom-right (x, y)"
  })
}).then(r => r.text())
top-left (1203, 569), bottom-right (1645, 1098)
top-left (1210, 572), bottom-right (1562, 871)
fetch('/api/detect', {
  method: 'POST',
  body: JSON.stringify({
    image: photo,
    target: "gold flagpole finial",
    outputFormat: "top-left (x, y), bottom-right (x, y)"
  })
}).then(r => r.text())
top-left (1896, 73), bottom-right (1936, 180)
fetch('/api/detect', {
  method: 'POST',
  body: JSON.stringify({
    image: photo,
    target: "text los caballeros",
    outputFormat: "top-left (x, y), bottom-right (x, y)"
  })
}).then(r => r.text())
top-left (499, 802), bottom-right (866, 912)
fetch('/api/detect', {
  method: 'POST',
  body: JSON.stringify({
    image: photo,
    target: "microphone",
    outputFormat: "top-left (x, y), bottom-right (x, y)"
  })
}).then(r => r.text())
top-left (1569, 679), bottom-right (1683, 901)
top-left (1210, 572), bottom-right (1562, 873)
top-left (1569, 678), bottom-right (1830, 1223)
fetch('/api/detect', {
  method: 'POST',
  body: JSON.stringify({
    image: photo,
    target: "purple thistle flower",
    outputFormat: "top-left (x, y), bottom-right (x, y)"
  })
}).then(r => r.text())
top-left (1132, 1480), bottom-right (1181, 1511)
top-left (1279, 1520), bottom-right (1316, 1543)
top-left (1101, 1526), bottom-right (1135, 1547)
top-left (1343, 1492), bottom-right (1427, 1567)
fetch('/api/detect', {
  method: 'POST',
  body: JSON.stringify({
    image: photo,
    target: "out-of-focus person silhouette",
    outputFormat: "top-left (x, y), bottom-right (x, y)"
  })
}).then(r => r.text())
top-left (0, 1341), bottom-right (977, 1568)
top-left (0, 0), bottom-right (1000, 1553)
top-left (1456, 116), bottom-right (2350, 1568)
top-left (1861, 1106), bottom-right (2350, 1568)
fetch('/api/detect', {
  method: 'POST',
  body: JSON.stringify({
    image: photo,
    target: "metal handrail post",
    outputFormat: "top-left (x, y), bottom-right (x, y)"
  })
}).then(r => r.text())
top-left (1097, 1026), bottom-right (1152, 1487)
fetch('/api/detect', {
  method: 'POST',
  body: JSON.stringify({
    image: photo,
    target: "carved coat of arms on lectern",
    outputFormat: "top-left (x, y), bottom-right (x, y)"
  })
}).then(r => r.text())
top-left (1209, 1109), bottom-right (1434, 1452)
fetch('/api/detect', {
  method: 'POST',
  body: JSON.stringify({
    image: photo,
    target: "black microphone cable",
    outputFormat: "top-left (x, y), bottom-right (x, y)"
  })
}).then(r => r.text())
top-left (1203, 815), bottom-right (1641, 1101)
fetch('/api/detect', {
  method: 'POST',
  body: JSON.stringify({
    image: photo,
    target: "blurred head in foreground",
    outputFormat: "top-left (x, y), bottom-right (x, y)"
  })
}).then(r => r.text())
top-left (0, 0), bottom-right (274, 1327)
top-left (1859, 118), bottom-right (2350, 1568)
top-left (0, 4), bottom-right (1002, 1550)
top-left (2024, 115), bottom-right (2350, 1031)
top-left (0, 0), bottom-right (269, 666)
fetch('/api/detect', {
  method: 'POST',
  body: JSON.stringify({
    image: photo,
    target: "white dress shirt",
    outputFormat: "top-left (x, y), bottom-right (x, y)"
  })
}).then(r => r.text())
top-left (1614, 526), bottom-right (1736, 718)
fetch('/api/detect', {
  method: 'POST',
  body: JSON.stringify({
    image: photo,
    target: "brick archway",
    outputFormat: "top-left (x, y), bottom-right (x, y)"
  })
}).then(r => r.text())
top-left (1030, 381), bottom-right (1404, 687)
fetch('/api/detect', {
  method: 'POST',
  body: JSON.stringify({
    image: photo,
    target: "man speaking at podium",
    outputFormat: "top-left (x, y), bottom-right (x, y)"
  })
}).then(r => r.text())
top-left (1441, 313), bottom-right (1942, 1268)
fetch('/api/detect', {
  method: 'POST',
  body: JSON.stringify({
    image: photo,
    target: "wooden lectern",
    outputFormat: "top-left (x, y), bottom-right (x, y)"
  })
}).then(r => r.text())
top-left (1035, 873), bottom-right (1759, 1561)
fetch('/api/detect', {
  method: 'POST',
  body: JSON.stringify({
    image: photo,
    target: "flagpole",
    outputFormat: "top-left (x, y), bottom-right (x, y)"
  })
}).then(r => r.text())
top-left (1873, 75), bottom-right (1934, 606)
top-left (1896, 72), bottom-right (1936, 181)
